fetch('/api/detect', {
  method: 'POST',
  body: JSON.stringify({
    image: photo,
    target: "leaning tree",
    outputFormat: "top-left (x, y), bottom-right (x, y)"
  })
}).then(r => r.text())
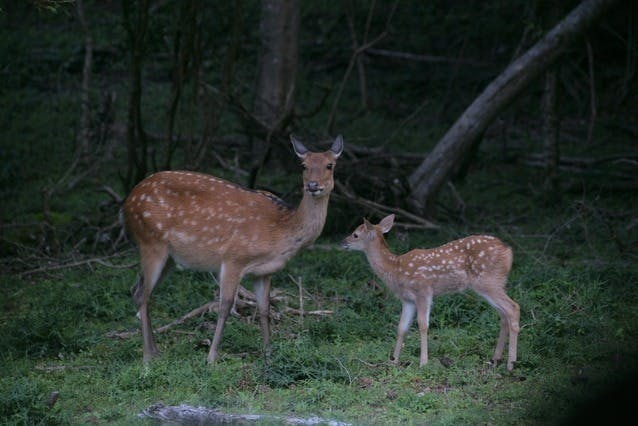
top-left (407, 0), bottom-right (621, 214)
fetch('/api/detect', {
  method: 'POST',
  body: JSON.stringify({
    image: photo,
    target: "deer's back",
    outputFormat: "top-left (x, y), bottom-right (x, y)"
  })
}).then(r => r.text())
top-left (123, 171), bottom-right (294, 270)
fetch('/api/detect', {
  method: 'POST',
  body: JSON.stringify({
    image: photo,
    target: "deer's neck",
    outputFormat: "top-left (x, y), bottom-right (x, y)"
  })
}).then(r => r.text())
top-left (365, 239), bottom-right (400, 283)
top-left (286, 191), bottom-right (330, 247)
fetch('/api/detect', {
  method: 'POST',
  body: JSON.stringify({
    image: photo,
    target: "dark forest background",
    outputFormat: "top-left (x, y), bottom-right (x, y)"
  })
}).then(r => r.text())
top-left (1, 0), bottom-right (636, 257)
top-left (1, 1), bottom-right (637, 424)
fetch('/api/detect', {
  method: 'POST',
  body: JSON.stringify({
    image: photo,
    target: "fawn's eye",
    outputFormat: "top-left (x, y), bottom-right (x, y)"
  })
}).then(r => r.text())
top-left (326, 163), bottom-right (333, 170)
top-left (353, 233), bottom-right (359, 239)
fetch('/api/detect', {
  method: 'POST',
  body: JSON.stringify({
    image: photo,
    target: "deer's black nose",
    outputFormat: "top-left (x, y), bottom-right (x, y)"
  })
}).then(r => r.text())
top-left (307, 181), bottom-right (319, 192)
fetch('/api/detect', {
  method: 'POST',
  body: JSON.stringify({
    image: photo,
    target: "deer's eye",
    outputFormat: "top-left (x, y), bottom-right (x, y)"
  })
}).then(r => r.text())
top-left (326, 163), bottom-right (333, 170)
top-left (353, 233), bottom-right (359, 239)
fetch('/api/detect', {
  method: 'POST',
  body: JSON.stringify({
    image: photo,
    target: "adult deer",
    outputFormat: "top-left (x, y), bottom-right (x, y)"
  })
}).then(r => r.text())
top-left (341, 214), bottom-right (519, 370)
top-left (123, 135), bottom-right (344, 363)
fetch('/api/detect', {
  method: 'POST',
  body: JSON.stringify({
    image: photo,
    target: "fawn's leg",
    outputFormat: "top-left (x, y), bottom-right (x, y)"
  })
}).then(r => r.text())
top-left (392, 301), bottom-right (416, 364)
top-left (478, 288), bottom-right (520, 370)
top-left (416, 291), bottom-right (433, 367)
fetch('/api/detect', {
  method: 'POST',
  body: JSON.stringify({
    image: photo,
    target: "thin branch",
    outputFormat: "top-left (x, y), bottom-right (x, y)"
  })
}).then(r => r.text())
top-left (19, 255), bottom-right (138, 277)
top-left (289, 274), bottom-right (304, 326)
top-left (327, 0), bottom-right (399, 133)
top-left (156, 301), bottom-right (217, 333)
top-left (333, 180), bottom-right (438, 229)
top-left (284, 307), bottom-right (333, 316)
top-left (585, 38), bottom-right (597, 145)
top-left (99, 185), bottom-right (124, 204)
top-left (365, 48), bottom-right (491, 67)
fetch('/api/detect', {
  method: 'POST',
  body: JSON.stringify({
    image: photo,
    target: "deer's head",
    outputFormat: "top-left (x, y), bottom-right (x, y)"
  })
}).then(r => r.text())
top-left (291, 135), bottom-right (343, 198)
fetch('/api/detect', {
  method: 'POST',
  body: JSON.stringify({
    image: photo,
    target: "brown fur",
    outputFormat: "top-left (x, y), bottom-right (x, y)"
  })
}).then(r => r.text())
top-left (342, 214), bottom-right (520, 370)
top-left (123, 135), bottom-right (343, 363)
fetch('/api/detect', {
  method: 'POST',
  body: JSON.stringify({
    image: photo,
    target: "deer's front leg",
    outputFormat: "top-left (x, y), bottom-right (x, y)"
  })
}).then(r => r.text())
top-left (392, 301), bottom-right (416, 364)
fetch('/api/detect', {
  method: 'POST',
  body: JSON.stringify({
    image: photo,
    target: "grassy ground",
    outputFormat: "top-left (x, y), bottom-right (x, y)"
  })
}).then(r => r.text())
top-left (2, 204), bottom-right (637, 425)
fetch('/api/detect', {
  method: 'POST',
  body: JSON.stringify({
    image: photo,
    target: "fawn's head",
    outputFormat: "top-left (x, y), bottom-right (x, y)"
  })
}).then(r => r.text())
top-left (291, 135), bottom-right (343, 198)
top-left (342, 214), bottom-right (395, 251)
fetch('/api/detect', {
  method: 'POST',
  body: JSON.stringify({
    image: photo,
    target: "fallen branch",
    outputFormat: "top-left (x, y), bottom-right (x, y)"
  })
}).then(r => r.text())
top-left (156, 301), bottom-right (218, 334)
top-left (19, 255), bottom-right (138, 278)
top-left (334, 180), bottom-right (438, 229)
top-left (284, 307), bottom-right (333, 316)
top-left (139, 403), bottom-right (352, 426)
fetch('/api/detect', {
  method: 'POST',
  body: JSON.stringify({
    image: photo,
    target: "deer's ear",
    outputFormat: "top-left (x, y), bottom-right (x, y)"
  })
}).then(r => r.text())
top-left (363, 218), bottom-right (373, 231)
top-left (291, 135), bottom-right (309, 159)
top-left (378, 214), bottom-right (395, 234)
top-left (330, 135), bottom-right (344, 158)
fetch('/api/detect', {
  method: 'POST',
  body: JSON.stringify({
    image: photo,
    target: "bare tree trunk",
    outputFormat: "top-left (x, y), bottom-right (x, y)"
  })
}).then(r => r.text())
top-left (122, 0), bottom-right (150, 190)
top-left (249, 0), bottom-right (300, 187)
top-left (253, 0), bottom-right (299, 128)
top-left (407, 0), bottom-right (619, 214)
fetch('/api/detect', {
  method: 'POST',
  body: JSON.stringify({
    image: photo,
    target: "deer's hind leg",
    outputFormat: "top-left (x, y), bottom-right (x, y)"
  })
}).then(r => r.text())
top-left (415, 290), bottom-right (434, 367)
top-left (208, 262), bottom-right (242, 364)
top-left (253, 275), bottom-right (273, 357)
top-left (133, 243), bottom-right (172, 363)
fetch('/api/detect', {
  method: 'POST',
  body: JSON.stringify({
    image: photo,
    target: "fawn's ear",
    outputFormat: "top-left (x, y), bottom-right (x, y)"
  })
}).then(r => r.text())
top-left (378, 214), bottom-right (395, 233)
top-left (291, 135), bottom-right (309, 159)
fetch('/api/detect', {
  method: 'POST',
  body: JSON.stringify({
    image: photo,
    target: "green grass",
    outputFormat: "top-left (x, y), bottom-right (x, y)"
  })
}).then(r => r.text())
top-left (2, 234), bottom-right (637, 425)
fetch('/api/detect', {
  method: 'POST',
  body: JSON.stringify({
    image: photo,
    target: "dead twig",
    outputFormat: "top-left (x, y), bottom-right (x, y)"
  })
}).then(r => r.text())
top-left (326, 0), bottom-right (399, 133)
top-left (288, 274), bottom-right (304, 326)
top-left (19, 255), bottom-right (138, 278)
top-left (99, 185), bottom-right (124, 204)
top-left (284, 307), bottom-right (333, 316)
top-left (156, 301), bottom-right (218, 334)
